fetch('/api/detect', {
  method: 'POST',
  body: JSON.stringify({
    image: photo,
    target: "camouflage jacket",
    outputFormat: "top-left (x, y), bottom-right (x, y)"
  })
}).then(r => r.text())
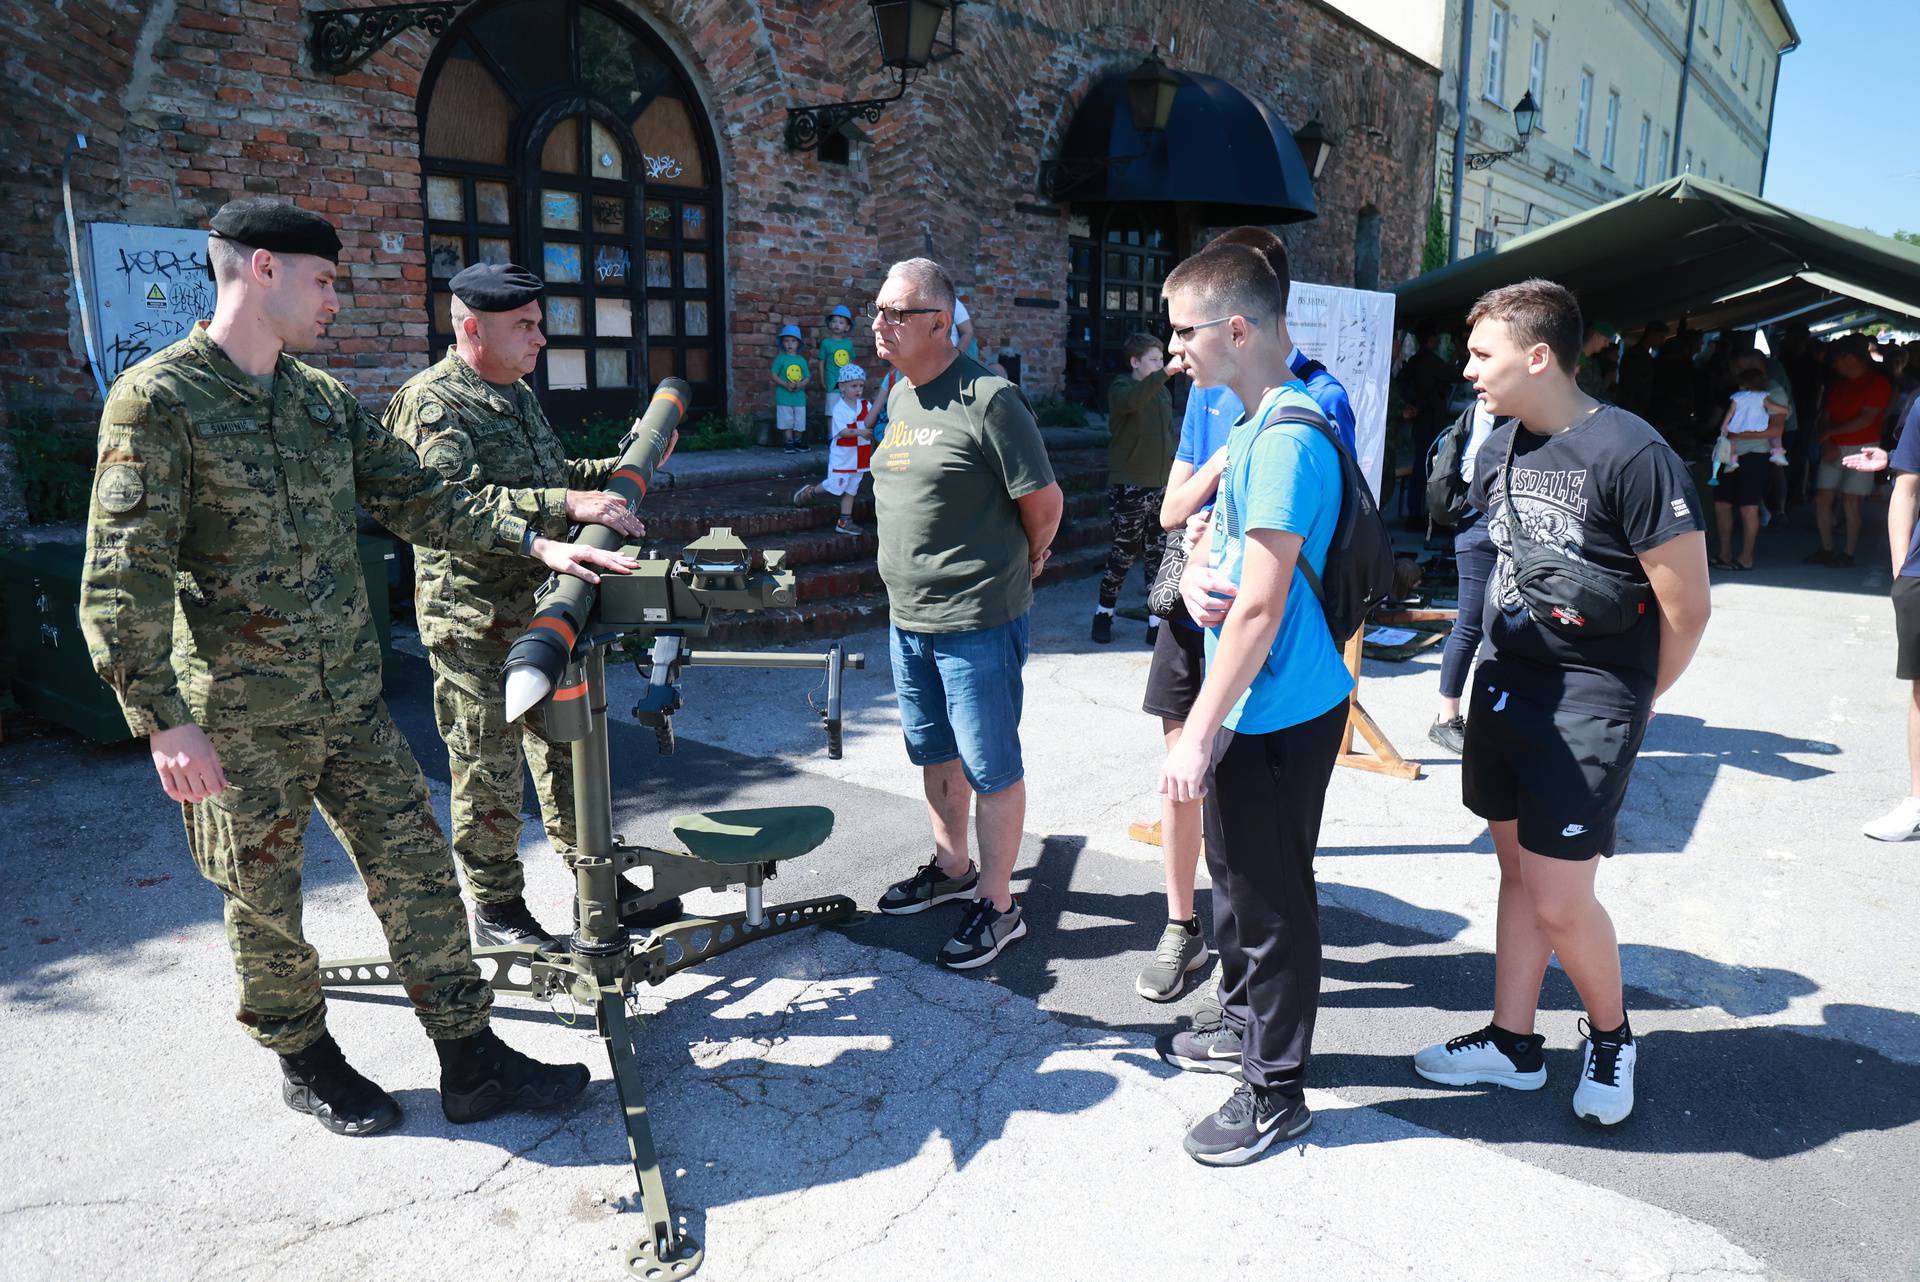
top-left (385, 350), bottom-right (616, 693)
top-left (80, 323), bottom-right (535, 734)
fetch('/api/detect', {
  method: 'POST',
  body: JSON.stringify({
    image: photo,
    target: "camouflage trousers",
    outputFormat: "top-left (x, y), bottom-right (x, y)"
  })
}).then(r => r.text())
top-left (185, 702), bottom-right (491, 1054)
top-left (1099, 484), bottom-right (1167, 609)
top-left (431, 667), bottom-right (577, 906)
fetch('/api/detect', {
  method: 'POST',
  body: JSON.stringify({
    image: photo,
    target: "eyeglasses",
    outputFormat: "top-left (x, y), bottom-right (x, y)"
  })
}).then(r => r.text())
top-left (1169, 315), bottom-right (1248, 344)
top-left (867, 305), bottom-right (942, 327)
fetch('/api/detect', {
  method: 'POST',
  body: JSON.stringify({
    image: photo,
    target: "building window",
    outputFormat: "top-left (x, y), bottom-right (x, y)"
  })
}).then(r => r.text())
top-left (1743, 31), bottom-right (1755, 87)
top-left (418, 0), bottom-right (725, 420)
top-left (1574, 72), bottom-right (1593, 155)
top-left (1659, 129), bottom-right (1672, 178)
top-left (1528, 32), bottom-right (1549, 127)
top-left (1713, 0), bottom-right (1726, 48)
top-left (1684, 146), bottom-right (1693, 174)
top-left (1601, 91), bottom-right (1619, 170)
top-left (1635, 115), bottom-right (1651, 185)
top-left (1483, 5), bottom-right (1507, 102)
top-left (1474, 228), bottom-right (1496, 254)
top-left (1731, 22), bottom-right (1744, 74)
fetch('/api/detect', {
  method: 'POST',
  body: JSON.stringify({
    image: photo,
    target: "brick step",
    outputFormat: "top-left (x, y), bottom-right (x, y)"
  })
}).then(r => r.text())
top-left (729, 494), bottom-right (1110, 572)
top-left (639, 449), bottom-right (1111, 543)
top-left (699, 540), bottom-right (1112, 646)
top-left (774, 512), bottom-right (1111, 602)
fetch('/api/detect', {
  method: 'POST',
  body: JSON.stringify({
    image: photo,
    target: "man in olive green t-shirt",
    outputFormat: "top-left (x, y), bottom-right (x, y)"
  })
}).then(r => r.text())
top-left (868, 257), bottom-right (1063, 972)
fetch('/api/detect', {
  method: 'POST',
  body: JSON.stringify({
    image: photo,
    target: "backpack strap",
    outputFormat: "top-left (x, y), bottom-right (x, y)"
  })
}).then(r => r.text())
top-left (1238, 403), bottom-right (1338, 607)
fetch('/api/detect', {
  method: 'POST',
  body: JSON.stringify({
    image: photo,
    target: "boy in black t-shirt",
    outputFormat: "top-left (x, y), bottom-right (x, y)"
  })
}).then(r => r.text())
top-left (1412, 280), bottom-right (1710, 1127)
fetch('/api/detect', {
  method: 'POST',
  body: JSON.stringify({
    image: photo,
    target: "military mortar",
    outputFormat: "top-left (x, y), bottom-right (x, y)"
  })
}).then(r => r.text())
top-left (319, 379), bottom-right (861, 1279)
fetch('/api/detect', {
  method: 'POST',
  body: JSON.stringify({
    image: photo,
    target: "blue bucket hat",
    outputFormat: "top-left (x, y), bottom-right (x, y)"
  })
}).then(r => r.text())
top-left (830, 304), bottom-right (853, 320)
top-left (778, 324), bottom-right (802, 339)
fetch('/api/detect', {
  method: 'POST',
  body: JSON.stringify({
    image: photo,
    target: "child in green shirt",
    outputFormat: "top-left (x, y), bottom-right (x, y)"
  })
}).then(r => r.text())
top-left (819, 305), bottom-right (858, 414)
top-left (772, 323), bottom-right (810, 453)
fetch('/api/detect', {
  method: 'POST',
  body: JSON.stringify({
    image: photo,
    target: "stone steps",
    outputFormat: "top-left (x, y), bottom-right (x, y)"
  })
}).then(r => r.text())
top-left (630, 444), bottom-right (1119, 644)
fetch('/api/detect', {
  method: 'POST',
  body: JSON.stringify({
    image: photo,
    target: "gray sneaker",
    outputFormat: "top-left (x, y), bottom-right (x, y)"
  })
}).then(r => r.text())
top-left (1135, 922), bottom-right (1207, 1001)
top-left (938, 898), bottom-right (1027, 970)
top-left (877, 854), bottom-right (978, 915)
top-left (1159, 1022), bottom-right (1244, 1074)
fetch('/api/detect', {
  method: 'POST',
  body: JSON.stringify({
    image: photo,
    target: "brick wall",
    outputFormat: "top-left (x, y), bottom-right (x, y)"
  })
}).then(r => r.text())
top-left (1, 0), bottom-right (1436, 458)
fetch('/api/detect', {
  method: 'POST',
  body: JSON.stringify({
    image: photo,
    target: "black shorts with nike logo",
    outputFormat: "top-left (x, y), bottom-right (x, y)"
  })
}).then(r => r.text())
top-left (1461, 680), bottom-right (1652, 860)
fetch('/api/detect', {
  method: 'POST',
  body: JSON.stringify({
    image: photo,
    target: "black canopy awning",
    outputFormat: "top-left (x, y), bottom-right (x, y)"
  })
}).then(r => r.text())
top-left (1048, 68), bottom-right (1318, 222)
top-left (1393, 176), bottom-right (1920, 332)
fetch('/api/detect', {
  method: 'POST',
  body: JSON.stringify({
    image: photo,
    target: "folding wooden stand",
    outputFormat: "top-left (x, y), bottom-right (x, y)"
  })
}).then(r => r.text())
top-left (1127, 607), bottom-right (1456, 845)
top-left (1335, 628), bottom-right (1421, 779)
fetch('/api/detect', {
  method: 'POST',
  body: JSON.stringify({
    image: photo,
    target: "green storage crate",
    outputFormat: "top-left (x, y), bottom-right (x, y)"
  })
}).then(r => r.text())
top-left (0, 535), bottom-right (397, 743)
top-left (0, 541), bottom-right (131, 741)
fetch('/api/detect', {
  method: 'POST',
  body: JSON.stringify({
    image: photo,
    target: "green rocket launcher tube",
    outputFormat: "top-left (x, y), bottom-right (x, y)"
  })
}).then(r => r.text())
top-left (501, 377), bottom-right (690, 722)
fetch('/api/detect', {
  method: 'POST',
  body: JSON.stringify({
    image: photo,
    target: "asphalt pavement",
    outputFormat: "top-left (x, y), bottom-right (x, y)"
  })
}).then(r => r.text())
top-left (1, 512), bottom-right (1915, 1282)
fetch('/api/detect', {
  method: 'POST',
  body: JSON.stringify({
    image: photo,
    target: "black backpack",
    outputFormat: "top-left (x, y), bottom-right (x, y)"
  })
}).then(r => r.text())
top-left (1219, 401), bottom-right (1395, 645)
top-left (1425, 402), bottom-right (1478, 530)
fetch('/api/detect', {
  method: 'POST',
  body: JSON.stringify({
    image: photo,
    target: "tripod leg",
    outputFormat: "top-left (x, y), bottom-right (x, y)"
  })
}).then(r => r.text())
top-left (600, 989), bottom-right (703, 1280)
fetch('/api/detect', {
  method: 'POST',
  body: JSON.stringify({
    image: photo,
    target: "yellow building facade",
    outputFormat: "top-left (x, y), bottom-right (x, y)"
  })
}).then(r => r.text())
top-left (1436, 0), bottom-right (1798, 261)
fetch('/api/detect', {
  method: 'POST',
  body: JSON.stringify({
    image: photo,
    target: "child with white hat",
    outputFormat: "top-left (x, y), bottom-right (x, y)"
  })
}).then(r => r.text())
top-left (794, 363), bottom-right (875, 535)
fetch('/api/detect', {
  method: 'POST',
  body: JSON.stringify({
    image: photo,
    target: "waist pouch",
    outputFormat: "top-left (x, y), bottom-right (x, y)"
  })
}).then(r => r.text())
top-left (1502, 427), bottom-right (1652, 638)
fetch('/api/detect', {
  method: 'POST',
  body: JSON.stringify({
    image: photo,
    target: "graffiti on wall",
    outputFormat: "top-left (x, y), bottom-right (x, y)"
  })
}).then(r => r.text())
top-left (86, 223), bottom-right (220, 384)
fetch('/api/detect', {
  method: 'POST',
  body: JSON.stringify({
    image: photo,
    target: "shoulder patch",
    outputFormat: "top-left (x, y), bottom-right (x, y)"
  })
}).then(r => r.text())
top-left (420, 433), bottom-right (473, 479)
top-left (419, 400), bottom-right (446, 425)
top-left (306, 397), bottom-right (334, 423)
top-left (96, 463), bottom-right (145, 515)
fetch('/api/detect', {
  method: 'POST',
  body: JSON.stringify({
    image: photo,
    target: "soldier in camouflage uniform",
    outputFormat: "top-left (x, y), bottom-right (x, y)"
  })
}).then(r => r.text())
top-left (386, 263), bottom-right (681, 947)
top-left (79, 199), bottom-right (645, 1137)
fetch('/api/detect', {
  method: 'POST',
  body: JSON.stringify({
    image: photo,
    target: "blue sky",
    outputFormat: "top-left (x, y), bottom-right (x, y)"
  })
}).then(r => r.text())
top-left (1761, 0), bottom-right (1920, 236)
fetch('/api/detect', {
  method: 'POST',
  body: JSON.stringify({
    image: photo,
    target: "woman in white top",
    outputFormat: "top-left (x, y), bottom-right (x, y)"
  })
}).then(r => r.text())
top-left (1711, 361), bottom-right (1791, 570)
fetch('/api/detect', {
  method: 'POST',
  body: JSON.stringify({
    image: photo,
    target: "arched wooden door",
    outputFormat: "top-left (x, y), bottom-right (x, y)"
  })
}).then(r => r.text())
top-left (417, 0), bottom-right (723, 424)
top-left (1065, 204), bottom-right (1175, 402)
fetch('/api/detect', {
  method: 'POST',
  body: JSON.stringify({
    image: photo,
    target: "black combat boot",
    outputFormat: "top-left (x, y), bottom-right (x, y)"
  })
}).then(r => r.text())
top-left (473, 896), bottom-right (558, 949)
top-left (435, 1027), bottom-right (591, 1124)
top-left (279, 1033), bottom-right (403, 1137)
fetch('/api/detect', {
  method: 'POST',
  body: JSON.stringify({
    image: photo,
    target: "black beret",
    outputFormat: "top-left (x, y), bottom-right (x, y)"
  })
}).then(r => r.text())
top-left (449, 263), bottom-right (544, 311)
top-left (208, 198), bottom-right (342, 262)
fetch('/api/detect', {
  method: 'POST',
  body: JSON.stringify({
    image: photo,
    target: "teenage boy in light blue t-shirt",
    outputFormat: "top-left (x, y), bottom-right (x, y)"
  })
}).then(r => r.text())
top-left (1133, 224), bottom-right (1360, 1012)
top-left (1152, 241), bottom-right (1351, 1169)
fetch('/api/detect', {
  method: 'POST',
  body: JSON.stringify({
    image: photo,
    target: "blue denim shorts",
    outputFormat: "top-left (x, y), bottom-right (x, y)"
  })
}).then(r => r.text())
top-left (888, 613), bottom-right (1030, 794)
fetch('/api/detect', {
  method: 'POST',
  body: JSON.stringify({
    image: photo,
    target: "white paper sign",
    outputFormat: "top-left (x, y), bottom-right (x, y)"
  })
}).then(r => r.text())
top-left (85, 223), bottom-right (219, 385)
top-left (1286, 281), bottom-right (1397, 499)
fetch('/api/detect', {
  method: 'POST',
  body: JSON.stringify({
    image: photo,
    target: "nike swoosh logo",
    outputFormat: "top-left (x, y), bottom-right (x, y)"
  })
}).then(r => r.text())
top-left (1561, 823), bottom-right (1588, 836)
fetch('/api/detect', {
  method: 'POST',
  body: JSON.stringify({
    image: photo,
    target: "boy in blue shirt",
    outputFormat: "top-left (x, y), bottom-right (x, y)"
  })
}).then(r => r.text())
top-left (1153, 242), bottom-right (1351, 1166)
top-left (1136, 226), bottom-right (1358, 1009)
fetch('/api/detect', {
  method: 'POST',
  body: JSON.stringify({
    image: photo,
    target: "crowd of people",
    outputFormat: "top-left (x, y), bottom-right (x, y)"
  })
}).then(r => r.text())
top-left (852, 239), bottom-right (1711, 1163)
top-left (92, 193), bottom-right (1920, 1183)
top-left (1398, 315), bottom-right (1920, 573)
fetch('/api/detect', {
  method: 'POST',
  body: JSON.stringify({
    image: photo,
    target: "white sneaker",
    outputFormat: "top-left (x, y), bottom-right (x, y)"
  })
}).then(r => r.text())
top-left (1572, 1020), bottom-right (1636, 1125)
top-left (1413, 1025), bottom-right (1547, 1089)
top-left (1863, 796), bottom-right (1920, 841)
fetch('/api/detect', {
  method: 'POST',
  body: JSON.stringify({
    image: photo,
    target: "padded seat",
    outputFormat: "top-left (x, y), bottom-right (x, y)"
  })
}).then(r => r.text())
top-left (670, 806), bottom-right (834, 865)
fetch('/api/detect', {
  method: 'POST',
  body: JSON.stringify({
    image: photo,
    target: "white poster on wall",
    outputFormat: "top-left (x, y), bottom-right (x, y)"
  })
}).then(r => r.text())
top-left (1285, 280), bottom-right (1397, 498)
top-left (85, 223), bottom-right (219, 386)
